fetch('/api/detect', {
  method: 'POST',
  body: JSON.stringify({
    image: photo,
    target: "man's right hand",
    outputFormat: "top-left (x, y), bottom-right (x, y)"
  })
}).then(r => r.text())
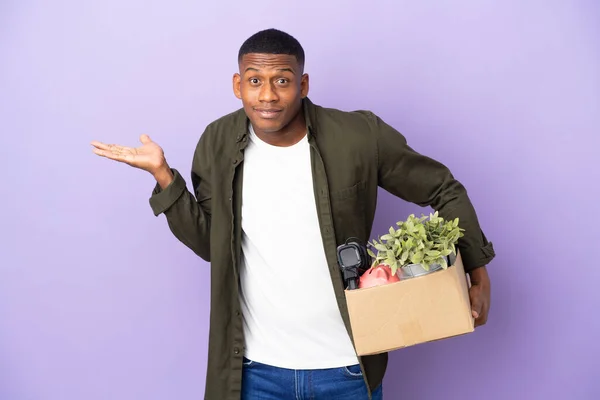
top-left (91, 134), bottom-right (174, 189)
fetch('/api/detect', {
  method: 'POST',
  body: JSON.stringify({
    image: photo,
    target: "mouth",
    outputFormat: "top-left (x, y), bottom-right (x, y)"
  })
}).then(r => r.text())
top-left (254, 108), bottom-right (283, 119)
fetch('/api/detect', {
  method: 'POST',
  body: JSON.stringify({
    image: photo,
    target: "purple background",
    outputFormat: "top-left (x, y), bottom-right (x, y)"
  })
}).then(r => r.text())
top-left (1, 1), bottom-right (598, 399)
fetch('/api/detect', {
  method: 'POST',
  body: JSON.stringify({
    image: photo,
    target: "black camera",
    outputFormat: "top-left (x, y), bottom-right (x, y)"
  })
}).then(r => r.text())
top-left (336, 238), bottom-right (371, 290)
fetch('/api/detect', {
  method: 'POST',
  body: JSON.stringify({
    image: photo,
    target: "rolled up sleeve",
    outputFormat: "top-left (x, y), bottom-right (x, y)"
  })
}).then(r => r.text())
top-left (149, 169), bottom-right (187, 216)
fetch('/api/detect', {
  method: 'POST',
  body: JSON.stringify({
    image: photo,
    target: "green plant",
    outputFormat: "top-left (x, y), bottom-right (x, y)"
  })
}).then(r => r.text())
top-left (367, 211), bottom-right (465, 275)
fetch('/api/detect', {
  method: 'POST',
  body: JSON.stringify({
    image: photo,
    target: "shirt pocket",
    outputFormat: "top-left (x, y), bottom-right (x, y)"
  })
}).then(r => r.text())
top-left (329, 181), bottom-right (368, 242)
top-left (330, 180), bottom-right (366, 201)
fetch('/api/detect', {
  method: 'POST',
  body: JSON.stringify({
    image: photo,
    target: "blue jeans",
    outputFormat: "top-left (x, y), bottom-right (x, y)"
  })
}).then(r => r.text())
top-left (241, 357), bottom-right (383, 399)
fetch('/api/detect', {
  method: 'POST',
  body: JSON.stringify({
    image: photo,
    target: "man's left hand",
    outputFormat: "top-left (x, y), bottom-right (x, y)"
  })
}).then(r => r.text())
top-left (468, 266), bottom-right (491, 327)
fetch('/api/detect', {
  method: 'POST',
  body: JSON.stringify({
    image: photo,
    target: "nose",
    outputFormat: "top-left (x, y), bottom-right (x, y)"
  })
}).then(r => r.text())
top-left (258, 81), bottom-right (279, 103)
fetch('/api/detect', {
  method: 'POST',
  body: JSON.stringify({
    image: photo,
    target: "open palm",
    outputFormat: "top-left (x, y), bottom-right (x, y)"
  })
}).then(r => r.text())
top-left (91, 134), bottom-right (165, 174)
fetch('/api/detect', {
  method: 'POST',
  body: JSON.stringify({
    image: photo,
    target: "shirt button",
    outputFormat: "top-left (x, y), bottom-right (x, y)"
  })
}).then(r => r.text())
top-left (234, 347), bottom-right (240, 354)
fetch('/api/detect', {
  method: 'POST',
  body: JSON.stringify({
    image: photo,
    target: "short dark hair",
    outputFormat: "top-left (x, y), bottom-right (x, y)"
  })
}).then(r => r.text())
top-left (238, 28), bottom-right (305, 67)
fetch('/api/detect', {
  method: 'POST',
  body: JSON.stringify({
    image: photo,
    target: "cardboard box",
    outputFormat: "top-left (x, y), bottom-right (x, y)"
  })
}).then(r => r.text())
top-left (345, 251), bottom-right (474, 356)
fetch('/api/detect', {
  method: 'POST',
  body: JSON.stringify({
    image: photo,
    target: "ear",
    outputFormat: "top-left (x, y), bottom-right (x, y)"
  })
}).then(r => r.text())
top-left (300, 73), bottom-right (310, 98)
top-left (233, 73), bottom-right (242, 100)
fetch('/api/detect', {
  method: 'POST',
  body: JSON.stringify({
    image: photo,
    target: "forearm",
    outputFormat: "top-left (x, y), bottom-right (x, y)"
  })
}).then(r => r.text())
top-left (469, 265), bottom-right (489, 283)
top-left (152, 163), bottom-right (175, 190)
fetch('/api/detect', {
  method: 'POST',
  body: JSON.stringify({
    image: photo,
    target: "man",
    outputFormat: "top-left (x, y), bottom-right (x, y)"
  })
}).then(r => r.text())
top-left (91, 28), bottom-right (495, 400)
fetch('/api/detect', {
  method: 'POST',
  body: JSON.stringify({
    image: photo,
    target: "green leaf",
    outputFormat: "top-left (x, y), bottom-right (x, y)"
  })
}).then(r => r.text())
top-left (439, 257), bottom-right (448, 269)
top-left (411, 251), bottom-right (424, 264)
top-left (380, 234), bottom-right (393, 241)
top-left (375, 243), bottom-right (388, 252)
top-left (391, 260), bottom-right (398, 275)
top-left (367, 248), bottom-right (376, 258)
top-left (426, 250), bottom-right (441, 257)
top-left (400, 251), bottom-right (409, 263)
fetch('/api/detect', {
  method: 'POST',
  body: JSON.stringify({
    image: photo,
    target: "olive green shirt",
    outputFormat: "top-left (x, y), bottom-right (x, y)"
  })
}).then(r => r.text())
top-left (149, 97), bottom-right (496, 400)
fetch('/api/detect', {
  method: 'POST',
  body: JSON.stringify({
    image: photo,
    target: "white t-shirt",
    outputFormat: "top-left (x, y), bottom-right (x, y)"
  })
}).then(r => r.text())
top-left (238, 123), bottom-right (359, 370)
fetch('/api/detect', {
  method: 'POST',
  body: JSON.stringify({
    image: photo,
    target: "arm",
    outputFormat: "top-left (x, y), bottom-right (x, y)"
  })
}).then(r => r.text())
top-left (372, 114), bottom-right (494, 325)
top-left (372, 114), bottom-right (495, 273)
top-left (149, 134), bottom-right (212, 261)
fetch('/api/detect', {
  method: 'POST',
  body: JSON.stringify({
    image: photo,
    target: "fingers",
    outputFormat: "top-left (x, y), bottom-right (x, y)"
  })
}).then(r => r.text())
top-left (92, 147), bottom-right (129, 162)
top-left (91, 141), bottom-right (133, 155)
top-left (472, 300), bottom-right (488, 327)
top-left (91, 141), bottom-right (130, 153)
top-left (471, 302), bottom-right (482, 320)
top-left (90, 140), bottom-right (112, 151)
top-left (474, 312), bottom-right (488, 327)
top-left (469, 286), bottom-right (485, 323)
top-left (140, 134), bottom-right (152, 144)
top-left (92, 147), bottom-right (114, 159)
top-left (91, 141), bottom-right (133, 163)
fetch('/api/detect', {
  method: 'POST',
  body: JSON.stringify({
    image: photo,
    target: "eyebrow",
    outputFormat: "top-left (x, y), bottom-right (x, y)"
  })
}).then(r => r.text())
top-left (245, 67), bottom-right (296, 74)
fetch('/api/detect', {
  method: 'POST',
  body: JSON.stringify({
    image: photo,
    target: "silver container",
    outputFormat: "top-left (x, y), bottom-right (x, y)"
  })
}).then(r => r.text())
top-left (397, 254), bottom-right (455, 280)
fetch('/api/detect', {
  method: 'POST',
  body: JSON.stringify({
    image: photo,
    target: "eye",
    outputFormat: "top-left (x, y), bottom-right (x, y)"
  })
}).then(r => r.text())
top-left (249, 78), bottom-right (260, 85)
top-left (276, 78), bottom-right (288, 84)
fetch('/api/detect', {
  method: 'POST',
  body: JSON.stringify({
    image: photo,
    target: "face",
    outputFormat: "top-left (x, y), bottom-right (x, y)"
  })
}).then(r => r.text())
top-left (233, 53), bottom-right (309, 135)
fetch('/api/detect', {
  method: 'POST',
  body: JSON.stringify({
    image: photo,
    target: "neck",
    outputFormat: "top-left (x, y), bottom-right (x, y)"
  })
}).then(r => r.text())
top-left (253, 110), bottom-right (307, 147)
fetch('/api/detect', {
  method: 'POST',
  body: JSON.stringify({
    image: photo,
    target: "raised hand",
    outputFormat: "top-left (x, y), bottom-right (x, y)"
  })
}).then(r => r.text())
top-left (91, 134), bottom-right (166, 172)
top-left (91, 134), bottom-right (174, 188)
